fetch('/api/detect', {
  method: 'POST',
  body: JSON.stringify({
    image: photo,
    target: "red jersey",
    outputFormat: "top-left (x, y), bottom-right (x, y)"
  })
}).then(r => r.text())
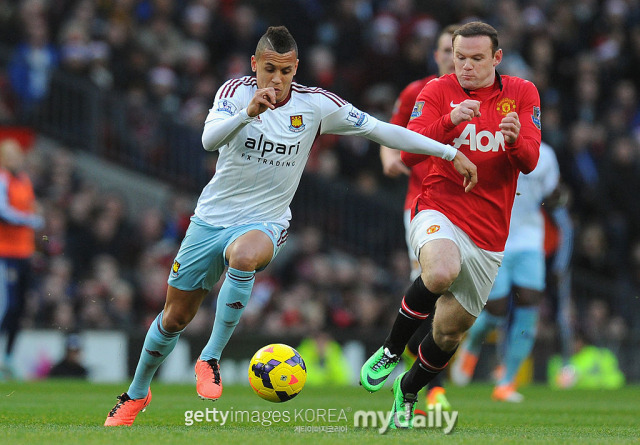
top-left (390, 75), bottom-right (436, 210)
top-left (403, 73), bottom-right (541, 252)
top-left (0, 169), bottom-right (37, 258)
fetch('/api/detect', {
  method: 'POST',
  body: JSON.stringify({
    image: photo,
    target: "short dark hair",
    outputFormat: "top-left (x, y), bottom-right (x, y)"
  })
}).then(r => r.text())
top-left (255, 26), bottom-right (298, 59)
top-left (452, 21), bottom-right (499, 54)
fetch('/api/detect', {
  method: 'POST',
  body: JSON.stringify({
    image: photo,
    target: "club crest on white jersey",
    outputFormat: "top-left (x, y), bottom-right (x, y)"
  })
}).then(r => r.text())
top-left (289, 115), bottom-right (305, 132)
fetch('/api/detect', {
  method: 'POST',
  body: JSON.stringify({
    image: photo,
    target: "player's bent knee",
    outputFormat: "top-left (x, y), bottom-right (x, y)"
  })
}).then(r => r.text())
top-left (161, 312), bottom-right (191, 332)
top-left (422, 268), bottom-right (458, 294)
top-left (227, 247), bottom-right (270, 271)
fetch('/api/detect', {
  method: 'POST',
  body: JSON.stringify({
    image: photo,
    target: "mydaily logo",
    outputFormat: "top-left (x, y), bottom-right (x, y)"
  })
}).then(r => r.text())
top-left (353, 404), bottom-right (458, 434)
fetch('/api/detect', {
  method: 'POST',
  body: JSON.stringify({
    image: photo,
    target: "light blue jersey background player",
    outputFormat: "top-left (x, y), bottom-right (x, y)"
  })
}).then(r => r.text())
top-left (451, 141), bottom-right (572, 402)
top-left (105, 25), bottom-right (477, 426)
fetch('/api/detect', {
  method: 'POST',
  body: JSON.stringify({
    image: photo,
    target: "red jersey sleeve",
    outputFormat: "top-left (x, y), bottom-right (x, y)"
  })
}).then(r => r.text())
top-left (504, 80), bottom-right (541, 174)
top-left (390, 77), bottom-right (432, 128)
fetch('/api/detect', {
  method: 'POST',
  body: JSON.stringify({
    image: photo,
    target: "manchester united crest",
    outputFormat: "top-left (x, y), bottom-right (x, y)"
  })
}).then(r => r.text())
top-left (496, 97), bottom-right (516, 116)
top-left (289, 115), bottom-right (306, 132)
top-left (426, 225), bottom-right (440, 235)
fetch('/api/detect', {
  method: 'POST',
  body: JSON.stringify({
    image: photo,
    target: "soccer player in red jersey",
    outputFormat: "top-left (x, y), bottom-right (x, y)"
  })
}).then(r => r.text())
top-left (361, 22), bottom-right (541, 429)
top-left (379, 24), bottom-right (458, 412)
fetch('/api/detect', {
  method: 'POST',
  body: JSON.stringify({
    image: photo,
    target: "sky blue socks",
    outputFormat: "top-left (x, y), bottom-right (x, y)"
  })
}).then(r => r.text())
top-left (128, 311), bottom-right (183, 399)
top-left (199, 267), bottom-right (255, 361)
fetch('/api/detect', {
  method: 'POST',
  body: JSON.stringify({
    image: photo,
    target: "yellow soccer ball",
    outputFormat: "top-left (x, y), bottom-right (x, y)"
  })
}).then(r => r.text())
top-left (248, 343), bottom-right (307, 402)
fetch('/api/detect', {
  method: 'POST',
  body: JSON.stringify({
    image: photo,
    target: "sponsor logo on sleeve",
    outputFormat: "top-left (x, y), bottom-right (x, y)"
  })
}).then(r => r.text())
top-left (216, 99), bottom-right (237, 115)
top-left (289, 115), bottom-right (306, 132)
top-left (531, 106), bottom-right (542, 130)
top-left (346, 106), bottom-right (369, 127)
top-left (410, 101), bottom-right (424, 120)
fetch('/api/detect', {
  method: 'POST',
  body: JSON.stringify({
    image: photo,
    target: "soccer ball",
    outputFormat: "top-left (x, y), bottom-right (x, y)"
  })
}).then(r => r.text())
top-left (248, 343), bottom-right (307, 402)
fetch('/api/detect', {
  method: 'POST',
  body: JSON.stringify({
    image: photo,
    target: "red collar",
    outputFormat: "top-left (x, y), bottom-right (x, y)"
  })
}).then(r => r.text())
top-left (273, 88), bottom-right (292, 108)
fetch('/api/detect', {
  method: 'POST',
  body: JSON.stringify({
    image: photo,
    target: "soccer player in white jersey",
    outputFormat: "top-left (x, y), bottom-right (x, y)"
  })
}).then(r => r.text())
top-left (105, 25), bottom-right (477, 426)
top-left (451, 142), bottom-right (572, 402)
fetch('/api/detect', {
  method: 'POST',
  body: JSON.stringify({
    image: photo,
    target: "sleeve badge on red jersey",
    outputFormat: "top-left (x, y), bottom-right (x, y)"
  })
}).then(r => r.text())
top-left (531, 106), bottom-right (542, 130)
top-left (410, 101), bottom-right (424, 120)
top-left (496, 97), bottom-right (516, 116)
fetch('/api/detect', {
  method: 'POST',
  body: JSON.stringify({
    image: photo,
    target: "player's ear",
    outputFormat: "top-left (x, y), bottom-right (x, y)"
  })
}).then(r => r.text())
top-left (493, 48), bottom-right (503, 67)
top-left (293, 59), bottom-right (299, 76)
top-left (251, 55), bottom-right (257, 72)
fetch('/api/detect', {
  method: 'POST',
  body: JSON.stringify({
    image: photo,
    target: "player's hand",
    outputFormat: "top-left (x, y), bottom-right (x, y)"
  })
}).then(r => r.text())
top-left (499, 111), bottom-right (520, 144)
top-left (452, 150), bottom-right (477, 192)
top-left (380, 146), bottom-right (410, 177)
top-left (450, 100), bottom-right (481, 126)
top-left (247, 87), bottom-right (276, 117)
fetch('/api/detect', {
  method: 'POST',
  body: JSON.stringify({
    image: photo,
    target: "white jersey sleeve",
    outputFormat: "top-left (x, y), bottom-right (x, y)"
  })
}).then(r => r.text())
top-left (201, 77), bottom-right (257, 151)
top-left (320, 103), bottom-right (377, 135)
top-left (506, 142), bottom-right (560, 252)
top-left (320, 105), bottom-right (457, 160)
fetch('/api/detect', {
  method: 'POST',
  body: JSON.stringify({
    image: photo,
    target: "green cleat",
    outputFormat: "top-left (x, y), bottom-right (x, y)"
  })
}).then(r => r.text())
top-left (389, 371), bottom-right (418, 430)
top-left (360, 347), bottom-right (400, 392)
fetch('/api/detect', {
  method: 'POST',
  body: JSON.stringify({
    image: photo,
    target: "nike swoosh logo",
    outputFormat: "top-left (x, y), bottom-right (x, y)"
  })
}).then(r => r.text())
top-left (450, 100), bottom-right (461, 108)
top-left (367, 374), bottom-right (388, 386)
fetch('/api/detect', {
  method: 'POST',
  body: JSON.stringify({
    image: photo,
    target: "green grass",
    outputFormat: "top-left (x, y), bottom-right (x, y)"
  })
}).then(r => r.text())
top-left (0, 380), bottom-right (638, 444)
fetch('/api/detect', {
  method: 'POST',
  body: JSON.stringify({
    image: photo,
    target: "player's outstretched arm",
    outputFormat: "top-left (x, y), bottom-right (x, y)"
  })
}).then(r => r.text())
top-left (367, 120), bottom-right (457, 160)
top-left (452, 150), bottom-right (477, 193)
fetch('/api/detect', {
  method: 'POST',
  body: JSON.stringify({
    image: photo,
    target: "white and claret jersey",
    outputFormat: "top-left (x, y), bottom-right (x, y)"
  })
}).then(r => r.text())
top-left (195, 76), bottom-right (457, 228)
top-left (506, 142), bottom-right (559, 252)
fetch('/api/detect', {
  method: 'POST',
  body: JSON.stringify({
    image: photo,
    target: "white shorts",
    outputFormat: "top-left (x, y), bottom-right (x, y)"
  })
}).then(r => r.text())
top-left (409, 209), bottom-right (503, 317)
top-left (403, 208), bottom-right (421, 281)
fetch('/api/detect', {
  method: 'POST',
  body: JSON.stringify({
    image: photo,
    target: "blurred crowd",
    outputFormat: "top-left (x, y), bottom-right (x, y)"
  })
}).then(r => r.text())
top-left (0, 0), bottom-right (639, 347)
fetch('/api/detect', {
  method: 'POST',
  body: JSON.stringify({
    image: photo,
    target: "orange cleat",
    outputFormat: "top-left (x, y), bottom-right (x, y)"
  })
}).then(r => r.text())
top-left (104, 389), bottom-right (151, 426)
top-left (195, 358), bottom-right (223, 400)
top-left (450, 349), bottom-right (478, 386)
top-left (426, 386), bottom-right (452, 411)
top-left (492, 384), bottom-right (524, 403)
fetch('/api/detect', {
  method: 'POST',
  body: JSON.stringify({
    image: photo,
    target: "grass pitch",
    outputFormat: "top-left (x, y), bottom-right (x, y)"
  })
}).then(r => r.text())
top-left (0, 380), bottom-right (638, 444)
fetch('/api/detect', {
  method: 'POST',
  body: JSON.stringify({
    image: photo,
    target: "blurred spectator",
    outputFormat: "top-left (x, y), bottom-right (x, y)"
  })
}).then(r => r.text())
top-left (547, 329), bottom-right (625, 390)
top-left (296, 331), bottom-right (351, 386)
top-left (49, 333), bottom-right (88, 379)
top-left (8, 16), bottom-right (59, 116)
top-left (0, 138), bottom-right (44, 377)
